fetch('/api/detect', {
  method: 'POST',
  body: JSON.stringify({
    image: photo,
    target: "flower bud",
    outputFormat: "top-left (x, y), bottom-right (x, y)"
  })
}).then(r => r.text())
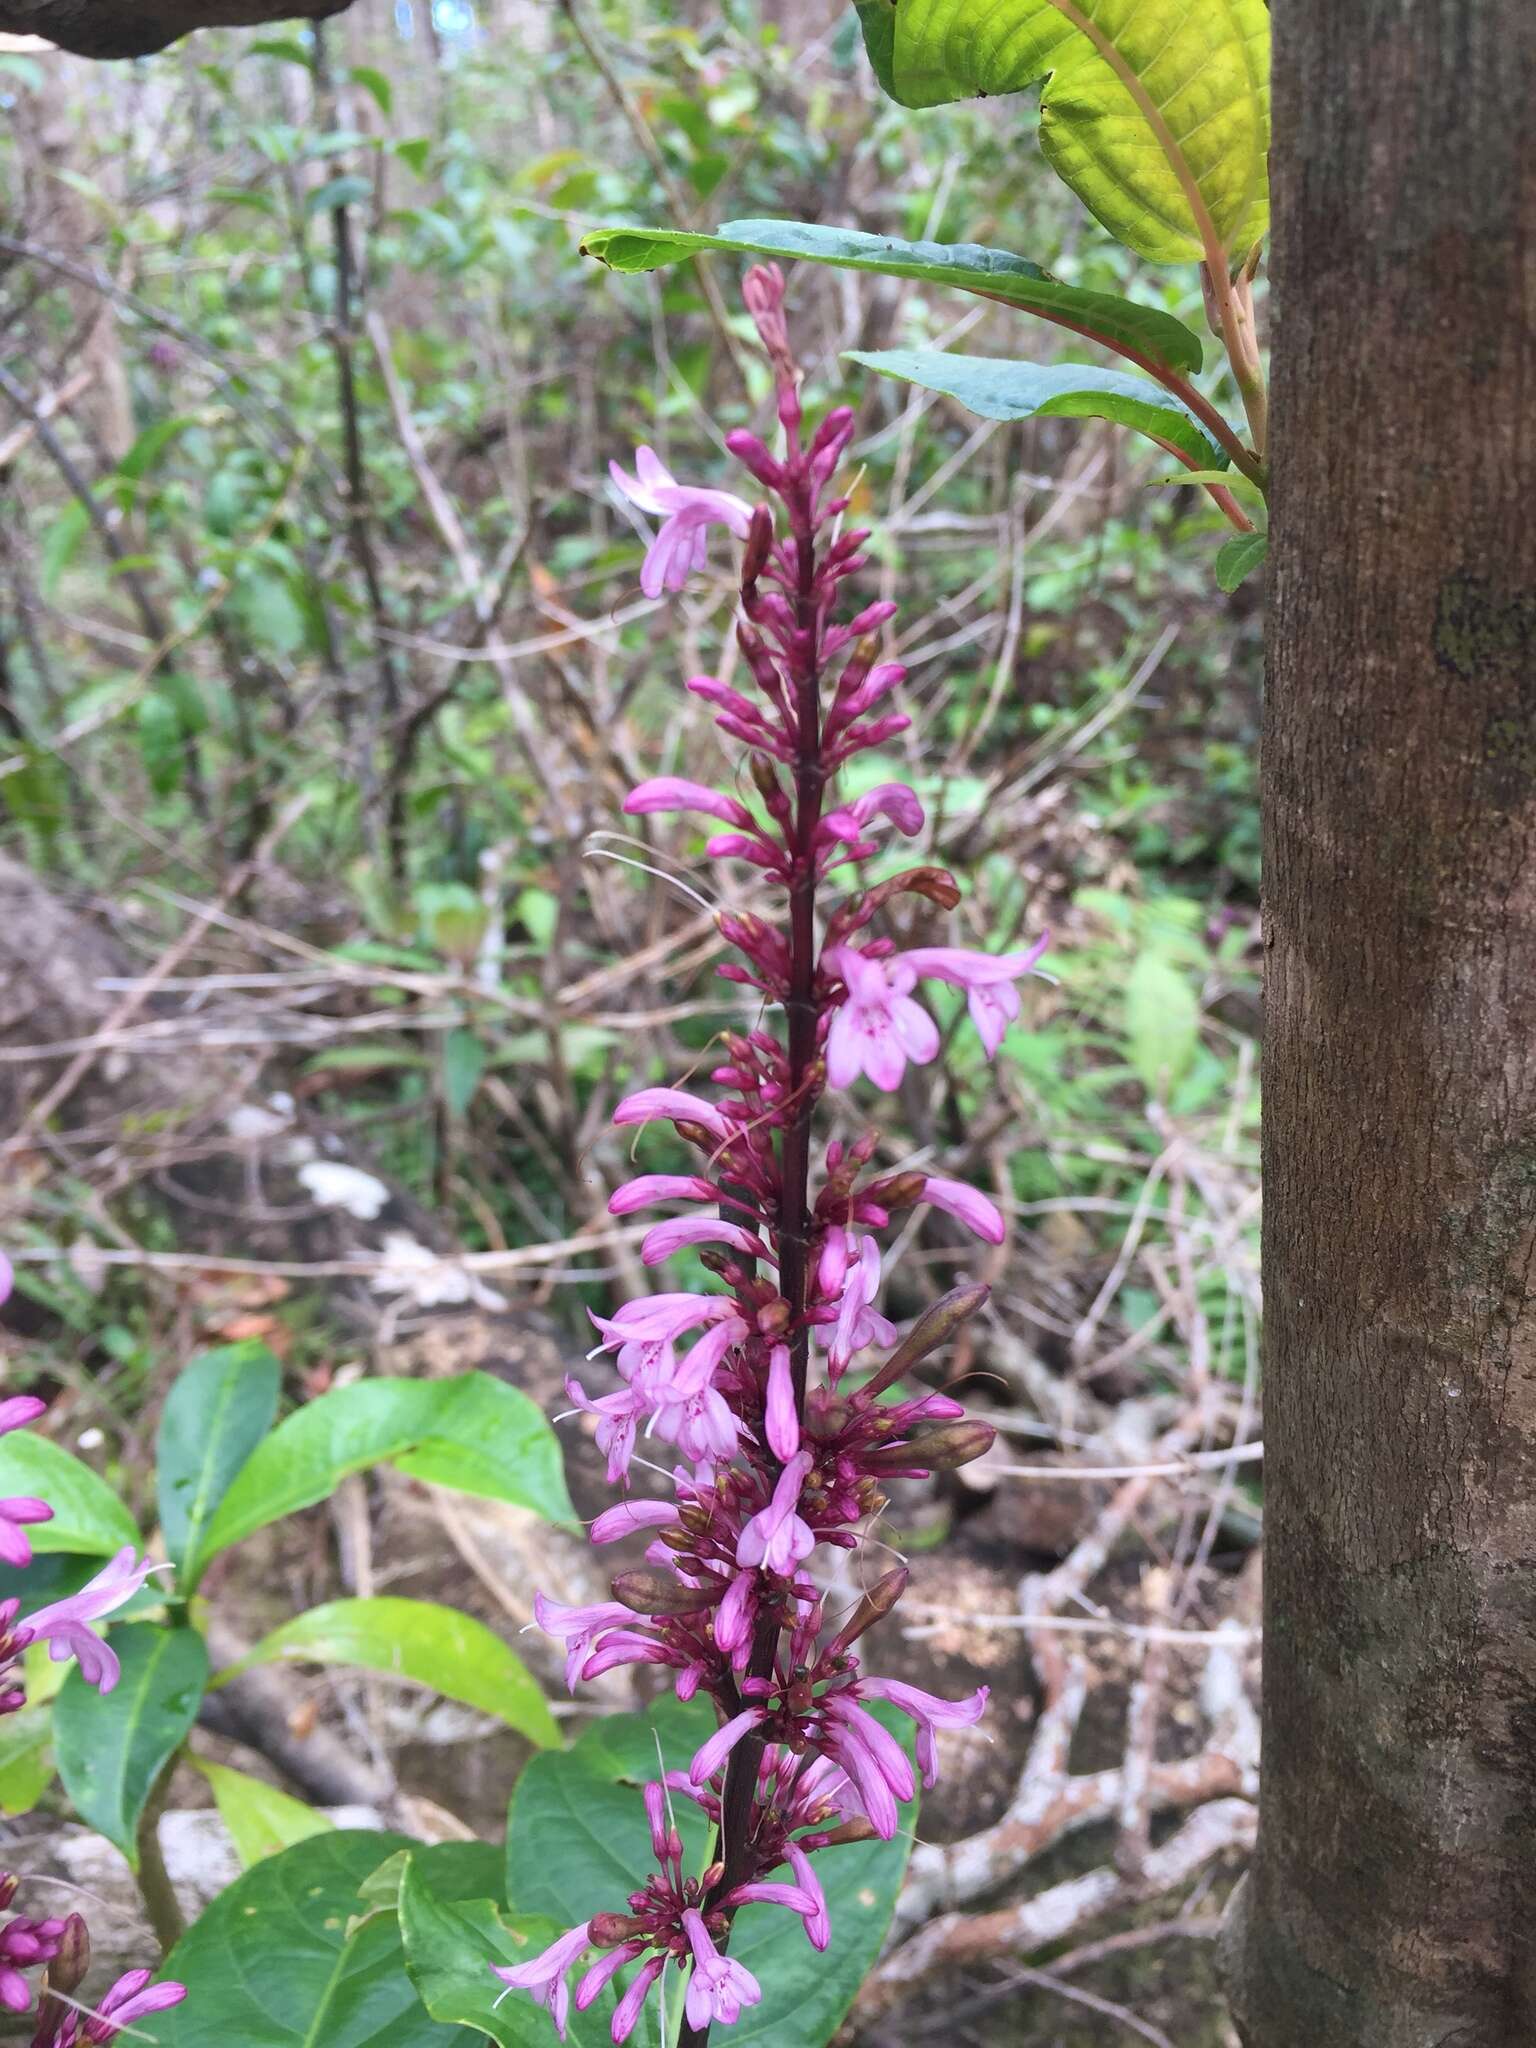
top-left (826, 1566), bottom-right (909, 1658)
top-left (48, 1914), bottom-right (90, 1997)
top-left (610, 1571), bottom-right (718, 1616)
top-left (590, 1913), bottom-right (648, 1947)
top-left (862, 1419), bottom-right (996, 1474)
top-left (741, 500), bottom-right (776, 582)
top-left (860, 1283), bottom-right (991, 1400)
top-left (806, 1817), bottom-right (879, 1849)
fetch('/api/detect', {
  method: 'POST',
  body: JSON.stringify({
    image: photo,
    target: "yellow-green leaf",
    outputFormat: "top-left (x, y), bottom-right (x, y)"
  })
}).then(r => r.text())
top-left (857, 0), bottom-right (1270, 266)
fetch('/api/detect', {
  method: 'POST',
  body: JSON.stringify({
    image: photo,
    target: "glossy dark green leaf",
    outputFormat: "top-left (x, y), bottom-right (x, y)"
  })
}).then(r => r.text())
top-left (400, 1859), bottom-right (614, 2048)
top-left (846, 346), bottom-right (1231, 470)
top-left (213, 1596), bottom-right (560, 1747)
top-left (152, 1830), bottom-right (459, 2048)
top-left (53, 1624), bottom-right (208, 1865)
top-left (581, 216), bottom-right (1203, 372)
top-left (157, 1340), bottom-right (281, 1586)
top-left (196, 1372), bottom-right (575, 1570)
top-left (0, 1434), bottom-right (138, 1558)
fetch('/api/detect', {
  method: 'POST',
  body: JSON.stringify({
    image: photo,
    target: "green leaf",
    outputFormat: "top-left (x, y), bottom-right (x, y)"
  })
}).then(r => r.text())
top-left (395, 137), bottom-right (432, 176)
top-left (136, 693), bottom-right (186, 798)
top-left (308, 174), bottom-right (375, 217)
top-left (214, 1597), bottom-right (560, 1749)
top-left (245, 36), bottom-right (313, 66)
top-left (39, 499), bottom-right (90, 598)
top-left (152, 1830), bottom-right (459, 2048)
top-left (350, 65), bottom-right (394, 115)
top-left (504, 1699), bottom-right (913, 2048)
top-left (235, 569), bottom-right (307, 658)
top-left (1124, 949), bottom-right (1202, 1097)
top-left (856, 0), bottom-right (1270, 266)
top-left (846, 347), bottom-right (1230, 469)
top-left (400, 1861), bottom-right (613, 2048)
top-left (441, 1030), bottom-right (486, 1120)
top-left (0, 1434), bottom-right (139, 1557)
top-left (0, 1702), bottom-right (54, 1816)
top-left (53, 1624), bottom-right (208, 1865)
top-left (1216, 529), bottom-right (1268, 591)
top-left (196, 1372), bottom-right (575, 1570)
top-left (361, 1842), bottom-right (506, 1915)
top-left (194, 1758), bottom-right (335, 1868)
top-left (157, 1340), bottom-right (281, 1587)
top-left (582, 216), bottom-right (1203, 372)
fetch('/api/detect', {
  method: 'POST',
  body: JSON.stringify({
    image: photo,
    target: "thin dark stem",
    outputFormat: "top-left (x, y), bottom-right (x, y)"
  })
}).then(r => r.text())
top-left (681, 477), bottom-right (824, 2048)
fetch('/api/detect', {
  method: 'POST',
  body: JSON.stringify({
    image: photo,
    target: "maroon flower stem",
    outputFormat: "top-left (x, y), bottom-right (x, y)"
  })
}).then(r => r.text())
top-left (680, 479), bottom-right (824, 2048)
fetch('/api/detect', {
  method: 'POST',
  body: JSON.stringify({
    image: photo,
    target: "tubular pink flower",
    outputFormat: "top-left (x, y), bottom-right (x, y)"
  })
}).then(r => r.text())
top-left (735, 1452), bottom-right (814, 1574)
top-left (689, 1706), bottom-right (765, 1786)
top-left (681, 1909), bottom-right (761, 2029)
top-left (23, 1548), bottom-right (159, 1693)
top-left (901, 935), bottom-right (1050, 1056)
top-left (611, 1088), bottom-right (731, 1141)
top-left (824, 947), bottom-right (940, 1092)
top-left (860, 1676), bottom-right (990, 1788)
top-left (713, 1569), bottom-right (756, 1658)
top-left (78, 1970), bottom-right (188, 2042)
top-left (623, 777), bottom-right (752, 827)
top-left (640, 1218), bottom-right (770, 1268)
top-left (827, 1236), bottom-right (895, 1372)
top-left (921, 1175), bottom-right (1006, 1245)
top-left (785, 1841), bottom-right (830, 1950)
top-left (574, 1942), bottom-right (644, 2013)
top-left (608, 1174), bottom-right (721, 1217)
top-left (533, 1594), bottom-right (634, 1690)
top-left (763, 1343), bottom-right (799, 1461)
top-left (563, 1376), bottom-right (646, 1486)
top-left (588, 1500), bottom-right (678, 1544)
top-left (492, 1921), bottom-right (591, 2040)
top-left (610, 1953), bottom-right (667, 2043)
top-left (722, 1880), bottom-right (819, 1918)
top-left (850, 782), bottom-right (924, 836)
top-left (0, 1397), bottom-right (45, 1438)
top-left (0, 1498), bottom-right (51, 1571)
top-left (609, 447), bottom-right (754, 598)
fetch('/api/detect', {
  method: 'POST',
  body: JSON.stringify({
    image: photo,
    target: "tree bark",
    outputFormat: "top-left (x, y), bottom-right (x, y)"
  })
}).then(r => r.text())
top-left (1225, 5), bottom-right (1536, 2046)
top-left (0, 0), bottom-right (352, 60)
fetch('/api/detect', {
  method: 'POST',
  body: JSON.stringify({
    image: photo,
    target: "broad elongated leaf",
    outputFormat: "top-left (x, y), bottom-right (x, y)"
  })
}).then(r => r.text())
top-left (157, 1340), bottom-right (281, 1586)
top-left (504, 1698), bottom-right (913, 2048)
top-left (152, 1830), bottom-right (459, 2048)
top-left (582, 217), bottom-right (1203, 372)
top-left (846, 347), bottom-right (1231, 468)
top-left (196, 1372), bottom-right (575, 1569)
top-left (194, 1759), bottom-right (334, 1868)
top-left (856, 0), bottom-right (1270, 265)
top-left (0, 1703), bottom-right (53, 1816)
top-left (52, 1624), bottom-right (208, 1865)
top-left (400, 1860), bottom-right (614, 2048)
top-left (0, 1434), bottom-right (139, 1558)
top-left (214, 1597), bottom-right (560, 1748)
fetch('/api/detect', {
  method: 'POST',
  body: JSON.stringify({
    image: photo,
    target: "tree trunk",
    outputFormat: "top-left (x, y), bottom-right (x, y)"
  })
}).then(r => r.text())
top-left (1225, 5), bottom-right (1536, 2046)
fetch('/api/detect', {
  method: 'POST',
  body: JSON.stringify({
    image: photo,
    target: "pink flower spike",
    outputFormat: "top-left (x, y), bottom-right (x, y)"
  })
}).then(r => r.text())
top-left (735, 1451), bottom-right (815, 1574)
top-left (763, 1342), bottom-right (799, 1461)
top-left (589, 1500), bottom-right (679, 1544)
top-left (607, 1173), bottom-right (720, 1217)
top-left (609, 447), bottom-right (754, 599)
top-left (640, 1218), bottom-right (770, 1268)
top-left (824, 947), bottom-right (939, 1093)
top-left (610, 1953), bottom-right (667, 2044)
top-left (921, 1175), bottom-right (1006, 1245)
top-left (786, 1842), bottom-right (831, 1950)
top-left (612, 1088), bottom-right (730, 1141)
top-left (682, 1909), bottom-right (762, 2030)
top-left (623, 778), bottom-right (751, 828)
top-left (492, 1921), bottom-right (591, 2040)
top-left (689, 1705), bottom-right (765, 1785)
top-left (860, 1677), bottom-right (990, 1788)
top-left (23, 1547), bottom-right (160, 1692)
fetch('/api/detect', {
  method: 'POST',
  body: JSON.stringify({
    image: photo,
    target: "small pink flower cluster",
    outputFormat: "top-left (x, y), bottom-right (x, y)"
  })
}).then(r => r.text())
top-left (0, 1256), bottom-right (186, 2039)
top-left (499, 269), bottom-right (1046, 2045)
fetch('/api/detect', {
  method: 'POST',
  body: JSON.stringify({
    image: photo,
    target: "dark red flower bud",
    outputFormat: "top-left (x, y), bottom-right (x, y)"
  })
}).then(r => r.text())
top-left (610, 1571), bottom-right (719, 1616)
